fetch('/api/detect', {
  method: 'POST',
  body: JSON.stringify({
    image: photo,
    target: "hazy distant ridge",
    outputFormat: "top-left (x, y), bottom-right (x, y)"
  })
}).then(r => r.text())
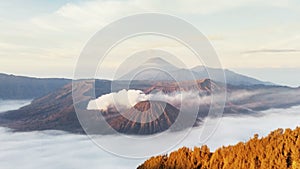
top-left (0, 73), bottom-right (70, 99)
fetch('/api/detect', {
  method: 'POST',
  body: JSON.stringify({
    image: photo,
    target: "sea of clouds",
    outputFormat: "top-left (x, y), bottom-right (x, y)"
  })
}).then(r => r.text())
top-left (0, 100), bottom-right (300, 169)
top-left (0, 99), bottom-right (32, 113)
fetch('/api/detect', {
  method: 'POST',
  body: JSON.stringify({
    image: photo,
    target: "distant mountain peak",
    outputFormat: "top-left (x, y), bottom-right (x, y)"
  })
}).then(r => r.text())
top-left (118, 58), bottom-right (274, 85)
top-left (142, 57), bottom-right (179, 70)
top-left (118, 57), bottom-right (180, 80)
top-left (145, 57), bottom-right (168, 63)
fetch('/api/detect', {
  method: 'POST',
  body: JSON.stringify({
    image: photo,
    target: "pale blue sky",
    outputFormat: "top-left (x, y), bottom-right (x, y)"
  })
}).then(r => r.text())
top-left (0, 0), bottom-right (299, 86)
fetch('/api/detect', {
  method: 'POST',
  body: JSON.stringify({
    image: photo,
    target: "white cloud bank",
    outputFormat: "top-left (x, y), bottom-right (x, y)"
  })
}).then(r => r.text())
top-left (1, 100), bottom-right (300, 169)
top-left (86, 88), bottom-right (269, 113)
top-left (0, 99), bottom-right (31, 113)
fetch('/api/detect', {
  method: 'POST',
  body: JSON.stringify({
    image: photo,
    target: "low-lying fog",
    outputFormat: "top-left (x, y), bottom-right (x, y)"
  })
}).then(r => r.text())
top-left (0, 99), bottom-right (31, 113)
top-left (0, 101), bottom-right (299, 169)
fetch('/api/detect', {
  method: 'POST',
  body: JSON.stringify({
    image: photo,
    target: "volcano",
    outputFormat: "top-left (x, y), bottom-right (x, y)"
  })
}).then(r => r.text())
top-left (106, 100), bottom-right (179, 135)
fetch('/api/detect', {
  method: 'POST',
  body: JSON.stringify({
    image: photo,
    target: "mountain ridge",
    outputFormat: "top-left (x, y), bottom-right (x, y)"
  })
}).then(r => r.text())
top-left (1, 78), bottom-right (300, 134)
top-left (118, 57), bottom-right (274, 86)
top-left (0, 73), bottom-right (70, 99)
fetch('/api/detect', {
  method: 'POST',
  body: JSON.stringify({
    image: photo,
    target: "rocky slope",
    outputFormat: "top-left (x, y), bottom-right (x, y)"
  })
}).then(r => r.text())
top-left (106, 100), bottom-right (179, 135)
top-left (143, 79), bottom-right (222, 94)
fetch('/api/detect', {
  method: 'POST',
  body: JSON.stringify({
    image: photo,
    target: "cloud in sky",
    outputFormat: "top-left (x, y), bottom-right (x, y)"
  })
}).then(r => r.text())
top-left (242, 49), bottom-right (300, 54)
top-left (0, 0), bottom-right (300, 78)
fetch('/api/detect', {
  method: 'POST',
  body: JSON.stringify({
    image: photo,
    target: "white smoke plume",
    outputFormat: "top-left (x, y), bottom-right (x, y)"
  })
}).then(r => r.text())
top-left (87, 87), bottom-right (300, 115)
top-left (87, 89), bottom-right (149, 111)
top-left (87, 89), bottom-right (208, 112)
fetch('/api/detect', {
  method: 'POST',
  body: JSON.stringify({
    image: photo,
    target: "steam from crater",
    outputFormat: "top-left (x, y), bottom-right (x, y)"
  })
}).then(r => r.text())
top-left (87, 89), bottom-right (149, 111)
top-left (87, 89), bottom-right (207, 112)
top-left (86, 88), bottom-right (277, 113)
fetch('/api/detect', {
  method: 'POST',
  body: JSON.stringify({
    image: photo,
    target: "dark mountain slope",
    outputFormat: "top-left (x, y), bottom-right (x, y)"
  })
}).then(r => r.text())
top-left (0, 80), bottom-right (154, 134)
top-left (0, 82), bottom-right (83, 133)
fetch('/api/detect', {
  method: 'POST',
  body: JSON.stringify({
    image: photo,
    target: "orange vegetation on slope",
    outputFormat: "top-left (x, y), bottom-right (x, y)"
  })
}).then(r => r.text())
top-left (138, 127), bottom-right (300, 169)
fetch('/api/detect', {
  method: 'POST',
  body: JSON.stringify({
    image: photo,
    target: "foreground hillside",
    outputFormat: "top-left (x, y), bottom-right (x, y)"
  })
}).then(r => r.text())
top-left (138, 127), bottom-right (300, 169)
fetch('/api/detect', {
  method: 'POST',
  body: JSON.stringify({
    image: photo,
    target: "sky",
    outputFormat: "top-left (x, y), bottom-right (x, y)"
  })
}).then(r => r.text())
top-left (0, 0), bottom-right (300, 86)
